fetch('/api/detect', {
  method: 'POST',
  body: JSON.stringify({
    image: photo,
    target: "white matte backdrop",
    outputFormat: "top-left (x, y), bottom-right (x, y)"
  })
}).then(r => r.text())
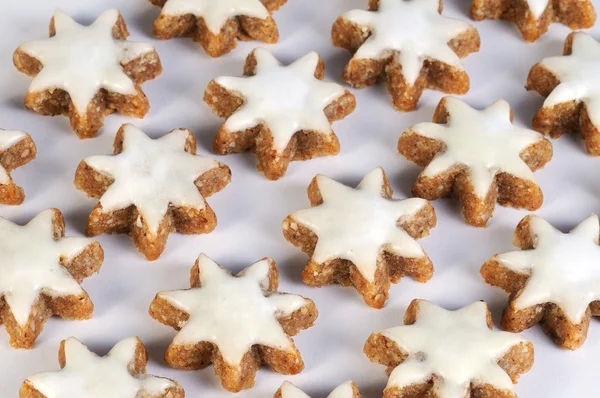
top-left (0, 0), bottom-right (599, 396)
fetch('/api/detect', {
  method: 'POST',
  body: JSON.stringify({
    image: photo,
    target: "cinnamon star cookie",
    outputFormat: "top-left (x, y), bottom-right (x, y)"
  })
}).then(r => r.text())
top-left (149, 254), bottom-right (318, 392)
top-left (13, 10), bottom-right (162, 138)
top-left (74, 124), bottom-right (231, 260)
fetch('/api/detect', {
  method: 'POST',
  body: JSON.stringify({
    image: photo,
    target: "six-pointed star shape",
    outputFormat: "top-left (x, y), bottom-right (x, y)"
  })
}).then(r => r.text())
top-left (399, 96), bottom-right (552, 227)
top-left (21, 337), bottom-right (183, 398)
top-left (482, 214), bottom-right (600, 349)
top-left (283, 167), bottom-right (436, 309)
top-left (332, 0), bottom-right (480, 110)
top-left (75, 124), bottom-right (231, 261)
top-left (205, 48), bottom-right (355, 180)
top-left (149, 0), bottom-right (285, 57)
top-left (149, 254), bottom-right (317, 392)
top-left (364, 299), bottom-right (534, 398)
top-left (528, 32), bottom-right (600, 155)
top-left (13, 9), bottom-right (162, 138)
top-left (0, 129), bottom-right (36, 205)
top-left (471, 0), bottom-right (596, 42)
top-left (275, 381), bottom-right (360, 398)
top-left (0, 209), bottom-right (103, 349)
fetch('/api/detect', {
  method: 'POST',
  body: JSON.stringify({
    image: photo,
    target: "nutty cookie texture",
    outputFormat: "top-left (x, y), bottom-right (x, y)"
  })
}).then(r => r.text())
top-left (331, 0), bottom-right (480, 111)
top-left (74, 124), bottom-right (231, 261)
top-left (282, 167), bottom-right (436, 309)
top-left (0, 129), bottom-right (36, 205)
top-left (20, 337), bottom-right (184, 398)
top-left (527, 32), bottom-right (600, 155)
top-left (398, 97), bottom-right (552, 227)
top-left (13, 9), bottom-right (162, 139)
top-left (275, 381), bottom-right (361, 398)
top-left (205, 48), bottom-right (355, 180)
top-left (149, 254), bottom-right (318, 392)
top-left (364, 300), bottom-right (534, 398)
top-left (481, 214), bottom-right (600, 350)
top-left (0, 209), bottom-right (103, 349)
top-left (149, 0), bottom-right (288, 57)
top-left (471, 0), bottom-right (596, 42)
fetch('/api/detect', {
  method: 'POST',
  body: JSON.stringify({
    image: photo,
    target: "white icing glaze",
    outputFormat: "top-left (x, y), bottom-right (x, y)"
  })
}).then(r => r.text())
top-left (0, 210), bottom-right (93, 326)
top-left (18, 9), bottom-right (155, 114)
top-left (289, 167), bottom-right (428, 283)
top-left (539, 32), bottom-right (600, 128)
top-left (495, 215), bottom-right (600, 323)
top-left (214, 49), bottom-right (346, 153)
top-left (382, 300), bottom-right (525, 397)
top-left (526, 0), bottom-right (549, 19)
top-left (409, 97), bottom-right (544, 198)
top-left (83, 124), bottom-right (220, 234)
top-left (160, 0), bottom-right (270, 34)
top-left (157, 254), bottom-right (309, 365)
top-left (342, 0), bottom-right (472, 85)
top-left (0, 130), bottom-right (27, 184)
top-left (280, 381), bottom-right (356, 398)
top-left (27, 337), bottom-right (176, 398)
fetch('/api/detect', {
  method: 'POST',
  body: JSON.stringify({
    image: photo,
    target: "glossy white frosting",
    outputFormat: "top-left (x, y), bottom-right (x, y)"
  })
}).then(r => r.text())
top-left (18, 9), bottom-right (155, 114)
top-left (495, 215), bottom-right (600, 323)
top-left (539, 32), bottom-right (600, 129)
top-left (157, 255), bottom-right (310, 365)
top-left (0, 210), bottom-right (93, 326)
top-left (26, 337), bottom-right (177, 397)
top-left (215, 49), bottom-right (346, 154)
top-left (409, 97), bottom-right (544, 198)
top-left (0, 130), bottom-right (28, 184)
top-left (289, 167), bottom-right (429, 283)
top-left (381, 300), bottom-right (526, 397)
top-left (280, 381), bottom-right (356, 398)
top-left (342, 0), bottom-right (472, 84)
top-left (160, 0), bottom-right (270, 34)
top-left (84, 125), bottom-right (220, 234)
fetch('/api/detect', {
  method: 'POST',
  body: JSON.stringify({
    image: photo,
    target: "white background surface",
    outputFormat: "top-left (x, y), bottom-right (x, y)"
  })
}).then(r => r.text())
top-left (0, 0), bottom-right (599, 396)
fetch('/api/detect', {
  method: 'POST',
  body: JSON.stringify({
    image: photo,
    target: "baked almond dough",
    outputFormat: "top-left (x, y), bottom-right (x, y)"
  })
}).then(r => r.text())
top-left (364, 299), bottom-right (534, 397)
top-left (481, 214), bottom-right (600, 350)
top-left (0, 209), bottom-right (103, 349)
top-left (282, 167), bottom-right (436, 309)
top-left (149, 254), bottom-right (318, 392)
top-left (275, 381), bottom-right (361, 398)
top-left (205, 48), bottom-right (356, 180)
top-left (149, 0), bottom-right (288, 57)
top-left (471, 0), bottom-right (596, 42)
top-left (20, 337), bottom-right (184, 397)
top-left (331, 0), bottom-right (480, 111)
top-left (74, 124), bottom-right (231, 261)
top-left (0, 129), bottom-right (36, 205)
top-left (398, 96), bottom-right (552, 227)
top-left (527, 32), bottom-right (600, 155)
top-left (13, 9), bottom-right (162, 139)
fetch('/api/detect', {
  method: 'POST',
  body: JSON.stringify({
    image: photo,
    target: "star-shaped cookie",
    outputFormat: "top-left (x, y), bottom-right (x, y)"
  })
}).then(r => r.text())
top-left (331, 0), bottom-right (480, 111)
top-left (13, 9), bottom-right (162, 139)
top-left (275, 381), bottom-right (361, 398)
top-left (149, 254), bottom-right (318, 392)
top-left (471, 0), bottom-right (596, 42)
top-left (75, 124), bottom-right (231, 261)
top-left (0, 209), bottom-right (103, 349)
top-left (0, 129), bottom-right (36, 205)
top-left (149, 0), bottom-right (288, 57)
top-left (481, 214), bottom-right (600, 349)
top-left (527, 32), bottom-right (600, 155)
top-left (20, 337), bottom-right (184, 398)
top-left (364, 299), bottom-right (534, 398)
top-left (283, 167), bottom-right (436, 309)
top-left (204, 48), bottom-right (356, 180)
top-left (398, 97), bottom-right (553, 227)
